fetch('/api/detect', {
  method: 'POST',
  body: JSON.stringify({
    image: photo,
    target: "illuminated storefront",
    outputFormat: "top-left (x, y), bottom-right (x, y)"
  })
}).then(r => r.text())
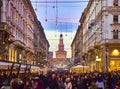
top-left (110, 48), bottom-right (120, 71)
top-left (9, 48), bottom-right (17, 62)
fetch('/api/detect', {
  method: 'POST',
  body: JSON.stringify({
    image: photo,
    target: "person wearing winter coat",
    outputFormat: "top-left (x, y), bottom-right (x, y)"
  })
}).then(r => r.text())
top-left (34, 80), bottom-right (45, 89)
top-left (64, 78), bottom-right (72, 89)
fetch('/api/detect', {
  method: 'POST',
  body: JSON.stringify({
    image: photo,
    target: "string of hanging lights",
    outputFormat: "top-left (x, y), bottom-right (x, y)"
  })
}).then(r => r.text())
top-left (34, 0), bottom-right (38, 11)
top-left (31, 0), bottom-right (84, 38)
top-left (31, 0), bottom-right (89, 3)
top-left (45, 0), bottom-right (48, 22)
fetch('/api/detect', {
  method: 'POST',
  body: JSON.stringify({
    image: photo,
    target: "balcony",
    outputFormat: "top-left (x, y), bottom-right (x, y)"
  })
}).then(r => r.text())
top-left (88, 45), bottom-right (94, 51)
top-left (110, 23), bottom-right (120, 30)
top-left (106, 39), bottom-right (120, 44)
top-left (108, 6), bottom-right (120, 12)
top-left (13, 40), bottom-right (26, 49)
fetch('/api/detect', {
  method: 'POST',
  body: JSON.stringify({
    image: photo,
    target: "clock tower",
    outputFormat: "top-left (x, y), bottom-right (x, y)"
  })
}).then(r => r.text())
top-left (56, 34), bottom-right (67, 58)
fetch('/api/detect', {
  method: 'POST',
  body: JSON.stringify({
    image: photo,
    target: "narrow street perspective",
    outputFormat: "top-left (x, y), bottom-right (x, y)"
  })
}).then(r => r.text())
top-left (0, 0), bottom-right (120, 89)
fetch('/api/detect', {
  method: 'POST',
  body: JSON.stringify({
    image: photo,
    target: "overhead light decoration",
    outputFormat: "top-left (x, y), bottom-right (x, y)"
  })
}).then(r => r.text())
top-left (45, 0), bottom-right (48, 22)
top-left (34, 8), bottom-right (38, 12)
top-left (45, 19), bottom-right (47, 22)
top-left (35, 0), bottom-right (38, 12)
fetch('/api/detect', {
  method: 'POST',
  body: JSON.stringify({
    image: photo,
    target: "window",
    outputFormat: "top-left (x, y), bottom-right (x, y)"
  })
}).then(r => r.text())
top-left (113, 15), bottom-right (118, 23)
top-left (113, 0), bottom-right (118, 6)
top-left (113, 30), bottom-right (119, 39)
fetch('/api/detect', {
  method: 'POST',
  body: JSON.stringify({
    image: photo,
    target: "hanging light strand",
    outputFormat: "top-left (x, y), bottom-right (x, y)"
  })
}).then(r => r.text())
top-left (34, 0), bottom-right (38, 11)
top-left (45, 0), bottom-right (48, 21)
top-left (65, 23), bottom-right (67, 36)
top-left (31, 1), bottom-right (89, 3)
top-left (55, 0), bottom-right (58, 26)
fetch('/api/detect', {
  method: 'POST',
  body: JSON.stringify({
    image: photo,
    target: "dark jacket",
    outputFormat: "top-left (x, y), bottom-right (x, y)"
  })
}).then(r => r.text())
top-left (34, 80), bottom-right (45, 89)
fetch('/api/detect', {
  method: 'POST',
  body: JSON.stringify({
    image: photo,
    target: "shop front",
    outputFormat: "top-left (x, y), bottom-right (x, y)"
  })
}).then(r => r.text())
top-left (109, 48), bottom-right (120, 71)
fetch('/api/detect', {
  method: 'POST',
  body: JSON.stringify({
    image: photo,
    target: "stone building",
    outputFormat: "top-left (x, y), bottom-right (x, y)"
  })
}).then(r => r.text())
top-left (71, 25), bottom-right (83, 65)
top-left (33, 19), bottom-right (49, 66)
top-left (72, 0), bottom-right (120, 72)
top-left (0, 0), bottom-right (49, 68)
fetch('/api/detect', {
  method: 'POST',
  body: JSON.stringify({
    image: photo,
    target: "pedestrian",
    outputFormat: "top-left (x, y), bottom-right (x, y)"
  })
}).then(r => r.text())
top-left (64, 77), bottom-right (72, 89)
top-left (10, 78), bottom-right (21, 89)
top-left (34, 79), bottom-right (45, 89)
top-left (58, 76), bottom-right (65, 89)
top-left (96, 74), bottom-right (104, 89)
top-left (89, 82), bottom-right (98, 89)
top-left (48, 73), bottom-right (59, 89)
top-left (23, 78), bottom-right (32, 89)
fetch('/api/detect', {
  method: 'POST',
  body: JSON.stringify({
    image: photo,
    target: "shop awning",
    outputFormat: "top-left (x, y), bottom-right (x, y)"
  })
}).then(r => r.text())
top-left (71, 65), bottom-right (89, 69)
top-left (0, 62), bottom-right (13, 66)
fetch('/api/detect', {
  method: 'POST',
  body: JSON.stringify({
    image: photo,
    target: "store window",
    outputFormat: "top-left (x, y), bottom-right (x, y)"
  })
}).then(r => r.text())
top-left (111, 49), bottom-right (120, 56)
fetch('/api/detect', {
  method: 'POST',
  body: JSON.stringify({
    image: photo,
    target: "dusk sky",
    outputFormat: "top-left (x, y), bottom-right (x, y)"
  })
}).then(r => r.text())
top-left (31, 0), bottom-right (88, 57)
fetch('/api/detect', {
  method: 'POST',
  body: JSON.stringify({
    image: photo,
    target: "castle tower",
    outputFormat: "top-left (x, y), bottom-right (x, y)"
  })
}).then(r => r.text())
top-left (56, 34), bottom-right (67, 58)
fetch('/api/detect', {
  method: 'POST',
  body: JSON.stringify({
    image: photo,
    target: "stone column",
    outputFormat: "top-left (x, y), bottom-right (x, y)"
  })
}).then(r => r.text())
top-left (101, 45), bottom-right (109, 72)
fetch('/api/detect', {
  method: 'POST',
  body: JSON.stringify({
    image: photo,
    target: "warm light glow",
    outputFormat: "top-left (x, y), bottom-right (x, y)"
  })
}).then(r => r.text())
top-left (9, 49), bottom-right (12, 61)
top-left (15, 50), bottom-right (17, 62)
top-left (110, 61), bottom-right (115, 66)
top-left (96, 58), bottom-right (101, 61)
top-left (96, 56), bottom-right (101, 61)
top-left (96, 56), bottom-right (99, 59)
top-left (111, 49), bottom-right (120, 56)
top-left (0, 55), bottom-right (2, 60)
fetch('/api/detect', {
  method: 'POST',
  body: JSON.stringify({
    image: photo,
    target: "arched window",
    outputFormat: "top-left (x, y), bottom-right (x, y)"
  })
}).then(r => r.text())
top-left (113, 30), bottom-right (119, 39)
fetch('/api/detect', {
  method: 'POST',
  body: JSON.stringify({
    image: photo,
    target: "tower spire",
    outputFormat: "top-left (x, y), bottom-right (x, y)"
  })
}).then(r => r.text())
top-left (58, 34), bottom-right (64, 51)
top-left (56, 34), bottom-right (67, 58)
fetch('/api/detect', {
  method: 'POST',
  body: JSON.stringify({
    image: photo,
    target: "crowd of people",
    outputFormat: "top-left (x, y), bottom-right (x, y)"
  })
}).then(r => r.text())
top-left (0, 70), bottom-right (120, 89)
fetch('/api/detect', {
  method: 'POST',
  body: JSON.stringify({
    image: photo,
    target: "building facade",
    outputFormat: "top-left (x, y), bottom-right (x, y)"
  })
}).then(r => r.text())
top-left (0, 0), bottom-right (49, 67)
top-left (71, 25), bottom-right (83, 65)
top-left (72, 0), bottom-right (120, 72)
top-left (33, 19), bottom-right (49, 66)
top-left (48, 51), bottom-right (53, 60)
